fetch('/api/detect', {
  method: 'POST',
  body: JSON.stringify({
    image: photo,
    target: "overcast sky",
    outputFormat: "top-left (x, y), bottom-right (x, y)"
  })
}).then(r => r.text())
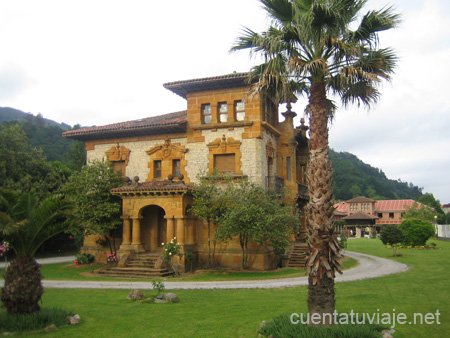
top-left (1, 0), bottom-right (449, 204)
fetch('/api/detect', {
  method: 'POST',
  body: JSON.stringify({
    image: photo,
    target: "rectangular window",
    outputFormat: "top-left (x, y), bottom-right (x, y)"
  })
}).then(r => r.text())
top-left (154, 160), bottom-right (162, 178)
top-left (286, 157), bottom-right (291, 181)
top-left (214, 154), bottom-right (235, 174)
top-left (173, 159), bottom-right (181, 177)
top-left (202, 104), bottom-right (212, 124)
top-left (235, 100), bottom-right (245, 121)
top-left (264, 99), bottom-right (276, 125)
top-left (218, 102), bottom-right (228, 123)
top-left (389, 213), bottom-right (394, 219)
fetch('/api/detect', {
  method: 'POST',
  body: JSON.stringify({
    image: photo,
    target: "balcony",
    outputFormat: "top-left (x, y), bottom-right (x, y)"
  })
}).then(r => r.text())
top-left (266, 176), bottom-right (284, 194)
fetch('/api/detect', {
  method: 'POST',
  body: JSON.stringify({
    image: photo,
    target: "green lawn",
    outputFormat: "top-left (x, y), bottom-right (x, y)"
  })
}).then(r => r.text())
top-left (1, 239), bottom-right (448, 337)
top-left (0, 258), bottom-right (357, 282)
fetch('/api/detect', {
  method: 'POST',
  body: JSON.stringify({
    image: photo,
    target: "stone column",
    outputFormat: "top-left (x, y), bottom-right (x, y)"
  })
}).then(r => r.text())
top-left (122, 217), bottom-right (131, 245)
top-left (166, 216), bottom-right (175, 243)
top-left (186, 218), bottom-right (195, 244)
top-left (176, 218), bottom-right (186, 245)
top-left (131, 217), bottom-right (142, 245)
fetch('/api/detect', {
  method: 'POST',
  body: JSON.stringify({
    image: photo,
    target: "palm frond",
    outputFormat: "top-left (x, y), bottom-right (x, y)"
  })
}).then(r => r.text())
top-left (350, 6), bottom-right (401, 45)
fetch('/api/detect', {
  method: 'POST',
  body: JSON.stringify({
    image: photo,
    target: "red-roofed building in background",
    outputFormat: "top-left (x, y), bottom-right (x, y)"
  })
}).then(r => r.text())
top-left (334, 196), bottom-right (423, 238)
top-left (442, 203), bottom-right (450, 214)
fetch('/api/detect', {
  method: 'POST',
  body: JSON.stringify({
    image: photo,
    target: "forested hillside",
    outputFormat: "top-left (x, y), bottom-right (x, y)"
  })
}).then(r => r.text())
top-left (0, 107), bottom-right (71, 129)
top-left (1, 108), bottom-right (76, 162)
top-left (330, 149), bottom-right (423, 201)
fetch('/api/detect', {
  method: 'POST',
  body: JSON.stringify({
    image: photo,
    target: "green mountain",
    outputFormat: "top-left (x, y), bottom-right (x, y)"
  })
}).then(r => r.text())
top-left (330, 149), bottom-right (423, 201)
top-left (0, 107), bottom-right (71, 130)
top-left (0, 108), bottom-right (77, 163)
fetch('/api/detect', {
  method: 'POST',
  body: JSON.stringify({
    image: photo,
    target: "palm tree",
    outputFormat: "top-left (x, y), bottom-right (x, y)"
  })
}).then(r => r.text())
top-left (0, 189), bottom-right (75, 314)
top-left (231, 0), bottom-right (399, 324)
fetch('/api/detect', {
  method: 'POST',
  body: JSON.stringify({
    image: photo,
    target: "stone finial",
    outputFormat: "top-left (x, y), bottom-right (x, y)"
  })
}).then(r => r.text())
top-left (297, 117), bottom-right (309, 137)
top-left (281, 102), bottom-right (297, 120)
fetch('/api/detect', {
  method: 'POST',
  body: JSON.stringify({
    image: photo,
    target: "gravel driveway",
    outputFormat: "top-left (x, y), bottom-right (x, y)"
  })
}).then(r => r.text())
top-left (0, 251), bottom-right (407, 290)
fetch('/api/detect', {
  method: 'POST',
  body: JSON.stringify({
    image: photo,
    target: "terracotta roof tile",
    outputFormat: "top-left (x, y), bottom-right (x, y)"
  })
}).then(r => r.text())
top-left (345, 196), bottom-right (376, 203)
top-left (63, 110), bottom-right (187, 141)
top-left (374, 200), bottom-right (419, 212)
top-left (163, 72), bottom-right (254, 99)
top-left (111, 180), bottom-right (193, 194)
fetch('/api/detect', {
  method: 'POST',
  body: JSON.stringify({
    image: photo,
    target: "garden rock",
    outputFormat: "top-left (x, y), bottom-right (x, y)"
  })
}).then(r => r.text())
top-left (154, 299), bottom-right (168, 303)
top-left (68, 314), bottom-right (81, 325)
top-left (164, 293), bottom-right (179, 303)
top-left (382, 328), bottom-right (396, 338)
top-left (45, 324), bottom-right (57, 332)
top-left (127, 289), bottom-right (145, 300)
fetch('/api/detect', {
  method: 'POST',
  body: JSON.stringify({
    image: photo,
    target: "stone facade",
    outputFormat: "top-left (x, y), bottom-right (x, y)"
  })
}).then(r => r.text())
top-left (63, 72), bottom-right (309, 271)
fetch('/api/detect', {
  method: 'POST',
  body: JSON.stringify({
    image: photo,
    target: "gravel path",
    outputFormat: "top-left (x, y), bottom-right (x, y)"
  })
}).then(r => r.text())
top-left (0, 251), bottom-right (408, 290)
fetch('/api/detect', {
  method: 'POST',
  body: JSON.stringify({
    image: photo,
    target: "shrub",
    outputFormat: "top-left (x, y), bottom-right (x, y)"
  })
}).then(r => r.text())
top-left (380, 225), bottom-right (404, 256)
top-left (75, 252), bottom-right (95, 265)
top-left (400, 219), bottom-right (435, 246)
top-left (259, 314), bottom-right (386, 338)
top-left (151, 280), bottom-right (165, 295)
top-left (0, 308), bottom-right (74, 333)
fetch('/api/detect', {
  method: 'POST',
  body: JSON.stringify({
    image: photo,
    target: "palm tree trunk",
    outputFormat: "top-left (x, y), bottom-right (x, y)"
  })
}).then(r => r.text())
top-left (1, 257), bottom-right (44, 315)
top-left (306, 81), bottom-right (337, 325)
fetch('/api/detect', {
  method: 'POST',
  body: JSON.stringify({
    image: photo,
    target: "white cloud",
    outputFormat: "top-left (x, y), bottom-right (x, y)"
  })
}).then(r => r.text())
top-left (0, 0), bottom-right (449, 202)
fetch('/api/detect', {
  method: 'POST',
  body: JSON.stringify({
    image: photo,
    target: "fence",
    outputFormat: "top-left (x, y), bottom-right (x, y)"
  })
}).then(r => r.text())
top-left (435, 224), bottom-right (450, 240)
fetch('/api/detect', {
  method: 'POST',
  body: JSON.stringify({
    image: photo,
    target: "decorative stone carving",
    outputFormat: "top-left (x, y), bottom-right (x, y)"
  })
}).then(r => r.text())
top-left (207, 135), bottom-right (242, 174)
top-left (146, 138), bottom-right (188, 182)
top-left (105, 144), bottom-right (131, 166)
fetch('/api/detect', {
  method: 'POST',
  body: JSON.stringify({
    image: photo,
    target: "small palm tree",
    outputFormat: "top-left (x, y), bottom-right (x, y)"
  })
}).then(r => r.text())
top-left (232, 0), bottom-right (399, 324)
top-left (0, 189), bottom-right (75, 315)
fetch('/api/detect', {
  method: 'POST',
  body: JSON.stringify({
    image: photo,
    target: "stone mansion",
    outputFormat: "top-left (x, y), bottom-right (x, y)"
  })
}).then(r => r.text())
top-left (63, 72), bottom-right (310, 271)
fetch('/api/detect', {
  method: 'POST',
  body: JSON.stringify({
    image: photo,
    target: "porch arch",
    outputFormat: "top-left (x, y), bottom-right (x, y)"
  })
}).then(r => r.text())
top-left (140, 205), bottom-right (166, 251)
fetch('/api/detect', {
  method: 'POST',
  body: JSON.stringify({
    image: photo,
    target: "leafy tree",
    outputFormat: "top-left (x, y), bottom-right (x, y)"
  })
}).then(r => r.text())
top-left (0, 124), bottom-right (71, 200)
top-left (401, 219), bottom-right (435, 247)
top-left (63, 160), bottom-right (123, 254)
top-left (232, 0), bottom-right (399, 323)
top-left (66, 140), bottom-right (86, 171)
top-left (190, 172), bottom-right (229, 267)
top-left (0, 189), bottom-right (75, 314)
top-left (214, 181), bottom-right (300, 269)
top-left (403, 201), bottom-right (437, 223)
top-left (380, 224), bottom-right (404, 256)
top-left (417, 193), bottom-right (445, 223)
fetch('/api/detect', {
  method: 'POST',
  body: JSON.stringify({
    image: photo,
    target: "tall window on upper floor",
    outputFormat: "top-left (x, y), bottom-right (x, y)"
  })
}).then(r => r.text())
top-left (234, 101), bottom-right (245, 121)
top-left (173, 159), bottom-right (181, 177)
top-left (218, 102), bottom-right (228, 123)
top-left (214, 154), bottom-right (236, 174)
top-left (202, 104), bottom-right (212, 124)
top-left (264, 98), bottom-right (276, 125)
top-left (154, 160), bottom-right (162, 178)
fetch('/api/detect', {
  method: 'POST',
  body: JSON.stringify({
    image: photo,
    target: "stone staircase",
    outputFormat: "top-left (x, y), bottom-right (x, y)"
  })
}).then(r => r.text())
top-left (287, 242), bottom-right (309, 269)
top-left (95, 252), bottom-right (174, 278)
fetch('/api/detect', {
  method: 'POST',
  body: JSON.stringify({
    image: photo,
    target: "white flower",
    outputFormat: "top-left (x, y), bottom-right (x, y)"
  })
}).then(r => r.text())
top-left (161, 242), bottom-right (165, 246)
top-left (169, 252), bottom-right (172, 255)
top-left (174, 237), bottom-right (177, 240)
